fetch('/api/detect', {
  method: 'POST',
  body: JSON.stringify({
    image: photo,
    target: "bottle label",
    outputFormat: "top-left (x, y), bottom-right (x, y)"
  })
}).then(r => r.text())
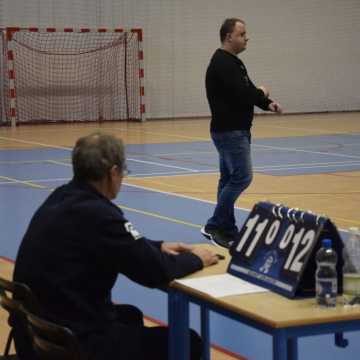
top-left (316, 279), bottom-right (337, 306)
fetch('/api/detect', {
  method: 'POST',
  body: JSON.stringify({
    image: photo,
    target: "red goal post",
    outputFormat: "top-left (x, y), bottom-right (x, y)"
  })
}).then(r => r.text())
top-left (4, 27), bottom-right (146, 126)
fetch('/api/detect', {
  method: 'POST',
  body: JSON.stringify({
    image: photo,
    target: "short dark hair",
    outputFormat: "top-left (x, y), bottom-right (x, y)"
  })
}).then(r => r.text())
top-left (220, 18), bottom-right (245, 43)
top-left (72, 132), bottom-right (125, 182)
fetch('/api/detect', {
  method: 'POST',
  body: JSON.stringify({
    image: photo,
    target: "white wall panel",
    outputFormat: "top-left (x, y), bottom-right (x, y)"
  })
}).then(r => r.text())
top-left (1, 0), bottom-right (359, 118)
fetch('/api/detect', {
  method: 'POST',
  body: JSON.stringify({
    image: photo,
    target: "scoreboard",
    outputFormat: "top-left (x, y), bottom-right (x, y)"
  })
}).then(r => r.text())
top-left (228, 202), bottom-right (344, 298)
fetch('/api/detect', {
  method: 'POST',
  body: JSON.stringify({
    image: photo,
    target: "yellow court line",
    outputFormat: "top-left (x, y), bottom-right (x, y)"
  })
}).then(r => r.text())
top-left (125, 182), bottom-right (360, 229)
top-left (0, 158), bottom-right (71, 165)
top-left (0, 175), bottom-right (48, 189)
top-left (2, 154), bottom-right (359, 228)
top-left (118, 204), bottom-right (202, 229)
top-left (1, 172), bottom-right (358, 228)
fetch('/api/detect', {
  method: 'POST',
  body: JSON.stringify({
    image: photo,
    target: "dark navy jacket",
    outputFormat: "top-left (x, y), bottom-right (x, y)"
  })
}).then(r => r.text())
top-left (13, 179), bottom-right (203, 357)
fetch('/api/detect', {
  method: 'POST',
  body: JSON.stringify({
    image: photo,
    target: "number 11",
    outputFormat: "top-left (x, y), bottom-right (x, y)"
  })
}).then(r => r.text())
top-left (236, 215), bottom-right (269, 257)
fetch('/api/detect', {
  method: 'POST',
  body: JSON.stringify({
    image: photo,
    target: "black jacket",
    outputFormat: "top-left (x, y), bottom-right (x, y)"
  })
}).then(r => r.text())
top-left (12, 179), bottom-right (202, 357)
top-left (206, 48), bottom-right (272, 132)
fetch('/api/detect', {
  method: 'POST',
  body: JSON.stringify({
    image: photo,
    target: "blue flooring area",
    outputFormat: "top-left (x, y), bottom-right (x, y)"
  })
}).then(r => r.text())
top-left (1, 134), bottom-right (359, 182)
top-left (1, 134), bottom-right (360, 359)
top-left (128, 134), bottom-right (360, 176)
top-left (126, 134), bottom-right (360, 176)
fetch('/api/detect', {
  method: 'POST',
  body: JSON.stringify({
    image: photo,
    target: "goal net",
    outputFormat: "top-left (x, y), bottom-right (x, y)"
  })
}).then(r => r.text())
top-left (3, 27), bottom-right (145, 125)
top-left (0, 30), bottom-right (5, 124)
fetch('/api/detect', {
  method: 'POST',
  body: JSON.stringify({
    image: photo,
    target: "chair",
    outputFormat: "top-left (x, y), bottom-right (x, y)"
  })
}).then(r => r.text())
top-left (1, 277), bottom-right (84, 360)
top-left (26, 311), bottom-right (83, 360)
top-left (0, 276), bottom-right (35, 359)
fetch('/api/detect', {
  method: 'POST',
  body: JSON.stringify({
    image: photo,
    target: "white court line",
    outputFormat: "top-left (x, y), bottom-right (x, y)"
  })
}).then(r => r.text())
top-left (0, 170), bottom-right (219, 186)
top-left (40, 156), bottom-right (216, 175)
top-left (0, 135), bottom-right (204, 173)
top-left (128, 142), bottom-right (360, 158)
top-left (134, 162), bottom-right (360, 175)
top-left (253, 143), bottom-right (360, 160)
top-left (130, 170), bottom-right (216, 177)
top-left (0, 159), bottom-right (70, 165)
top-left (0, 177), bottom-right (71, 185)
top-left (254, 160), bottom-right (360, 170)
top-left (0, 135), bottom-right (72, 150)
top-left (128, 144), bottom-right (360, 158)
top-left (128, 150), bottom-right (216, 157)
top-left (257, 123), bottom-right (360, 135)
top-left (2, 159), bottom-right (358, 185)
top-left (2, 133), bottom-right (359, 163)
top-left (1, 137), bottom-right (359, 176)
top-left (1, 160), bottom-right (359, 184)
top-left (252, 143), bottom-right (360, 152)
top-left (99, 126), bottom-right (209, 141)
top-left (127, 158), bottom-right (200, 172)
top-left (256, 163), bottom-right (360, 172)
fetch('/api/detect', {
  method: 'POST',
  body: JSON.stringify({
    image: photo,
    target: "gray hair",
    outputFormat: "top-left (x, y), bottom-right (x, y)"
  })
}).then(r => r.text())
top-left (72, 132), bottom-right (125, 182)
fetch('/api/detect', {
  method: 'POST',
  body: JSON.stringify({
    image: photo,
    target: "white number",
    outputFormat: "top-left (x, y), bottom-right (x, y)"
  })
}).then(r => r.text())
top-left (283, 228), bottom-right (305, 270)
top-left (236, 215), bottom-right (259, 252)
top-left (289, 230), bottom-right (316, 272)
top-left (265, 220), bottom-right (280, 245)
top-left (245, 218), bottom-right (269, 257)
top-left (235, 213), bottom-right (315, 273)
top-left (279, 225), bottom-right (295, 250)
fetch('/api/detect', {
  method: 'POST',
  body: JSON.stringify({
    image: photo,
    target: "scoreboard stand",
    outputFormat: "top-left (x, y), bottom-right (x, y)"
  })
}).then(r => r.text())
top-left (228, 201), bottom-right (344, 298)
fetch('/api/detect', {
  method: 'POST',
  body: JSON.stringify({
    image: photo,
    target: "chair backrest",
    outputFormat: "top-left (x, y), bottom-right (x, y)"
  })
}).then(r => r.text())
top-left (1, 277), bottom-right (83, 360)
top-left (0, 277), bottom-right (38, 324)
top-left (26, 312), bottom-right (83, 360)
top-left (0, 277), bottom-right (39, 358)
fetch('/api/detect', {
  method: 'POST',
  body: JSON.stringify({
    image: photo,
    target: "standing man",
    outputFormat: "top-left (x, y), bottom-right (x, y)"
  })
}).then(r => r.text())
top-left (201, 18), bottom-right (282, 248)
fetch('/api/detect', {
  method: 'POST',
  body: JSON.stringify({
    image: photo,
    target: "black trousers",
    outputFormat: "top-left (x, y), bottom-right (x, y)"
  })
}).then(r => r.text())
top-left (13, 304), bottom-right (202, 360)
top-left (82, 304), bottom-right (203, 360)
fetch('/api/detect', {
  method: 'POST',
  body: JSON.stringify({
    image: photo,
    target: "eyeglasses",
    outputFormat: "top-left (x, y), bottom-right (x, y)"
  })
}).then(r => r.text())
top-left (122, 164), bottom-right (130, 177)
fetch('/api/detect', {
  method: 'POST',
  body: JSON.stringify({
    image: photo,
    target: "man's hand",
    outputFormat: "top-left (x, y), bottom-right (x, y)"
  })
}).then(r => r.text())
top-left (258, 85), bottom-right (270, 98)
top-left (268, 102), bottom-right (283, 113)
top-left (161, 242), bottom-right (194, 256)
top-left (191, 247), bottom-right (219, 267)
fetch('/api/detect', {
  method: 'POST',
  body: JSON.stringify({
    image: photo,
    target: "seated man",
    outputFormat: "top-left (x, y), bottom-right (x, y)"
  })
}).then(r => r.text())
top-left (12, 132), bottom-right (218, 360)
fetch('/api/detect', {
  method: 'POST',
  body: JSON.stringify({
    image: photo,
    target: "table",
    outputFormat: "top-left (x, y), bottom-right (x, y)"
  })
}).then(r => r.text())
top-left (168, 245), bottom-right (360, 360)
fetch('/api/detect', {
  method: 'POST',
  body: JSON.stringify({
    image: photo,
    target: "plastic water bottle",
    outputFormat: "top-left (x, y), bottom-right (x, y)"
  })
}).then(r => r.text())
top-left (343, 227), bottom-right (360, 298)
top-left (316, 238), bottom-right (338, 307)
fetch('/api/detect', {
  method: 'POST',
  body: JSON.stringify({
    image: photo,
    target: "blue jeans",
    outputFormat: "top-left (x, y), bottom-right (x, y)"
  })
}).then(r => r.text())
top-left (206, 130), bottom-right (253, 234)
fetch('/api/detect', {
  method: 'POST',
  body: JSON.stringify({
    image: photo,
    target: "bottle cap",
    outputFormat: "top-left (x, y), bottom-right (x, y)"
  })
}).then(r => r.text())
top-left (322, 238), bottom-right (332, 249)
